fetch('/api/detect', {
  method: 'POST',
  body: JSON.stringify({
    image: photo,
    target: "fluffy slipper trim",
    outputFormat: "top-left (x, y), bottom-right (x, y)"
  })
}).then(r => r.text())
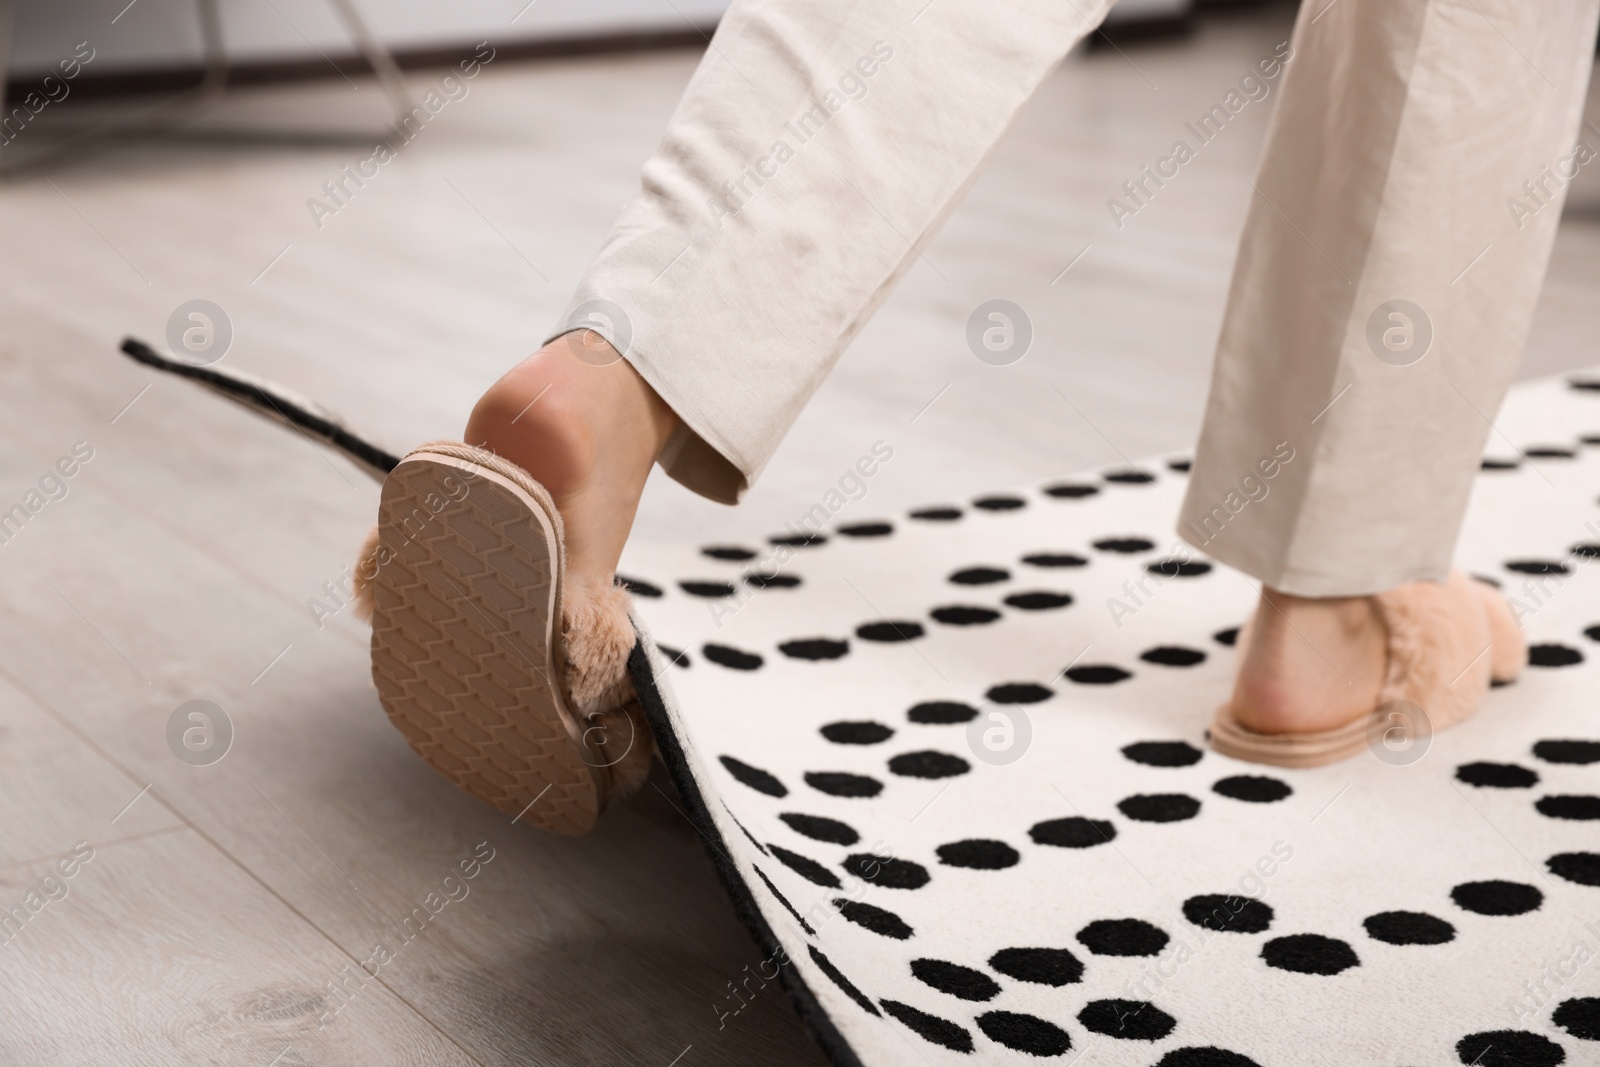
top-left (587, 698), bottom-right (654, 801)
top-left (351, 521), bottom-right (381, 624)
top-left (1372, 569), bottom-right (1519, 733)
top-left (561, 579), bottom-right (638, 716)
top-left (1475, 578), bottom-right (1528, 683)
top-left (559, 580), bottom-right (650, 800)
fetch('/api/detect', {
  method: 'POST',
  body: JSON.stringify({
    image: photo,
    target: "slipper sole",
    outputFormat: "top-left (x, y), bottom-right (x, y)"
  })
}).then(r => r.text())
top-left (369, 448), bottom-right (605, 835)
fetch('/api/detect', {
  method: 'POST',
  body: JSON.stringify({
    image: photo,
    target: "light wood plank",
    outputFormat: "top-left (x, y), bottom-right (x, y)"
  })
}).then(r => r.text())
top-left (0, 829), bottom-right (479, 1067)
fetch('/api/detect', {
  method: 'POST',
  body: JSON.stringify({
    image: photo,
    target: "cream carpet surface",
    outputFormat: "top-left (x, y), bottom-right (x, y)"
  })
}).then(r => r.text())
top-left (619, 372), bottom-right (1600, 1067)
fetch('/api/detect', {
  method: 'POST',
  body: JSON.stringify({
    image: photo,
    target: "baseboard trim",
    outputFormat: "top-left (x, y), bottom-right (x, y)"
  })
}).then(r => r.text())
top-left (4, 25), bottom-right (717, 102)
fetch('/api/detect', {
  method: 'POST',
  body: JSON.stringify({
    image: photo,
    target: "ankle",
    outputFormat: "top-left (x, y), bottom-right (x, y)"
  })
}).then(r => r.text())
top-left (466, 354), bottom-right (596, 497)
top-left (464, 331), bottom-right (676, 497)
top-left (1257, 588), bottom-right (1376, 640)
top-left (1231, 586), bottom-right (1387, 734)
top-left (463, 332), bottom-right (678, 583)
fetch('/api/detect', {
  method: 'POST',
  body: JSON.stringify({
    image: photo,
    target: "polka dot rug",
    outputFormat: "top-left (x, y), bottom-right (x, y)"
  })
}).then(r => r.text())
top-left (616, 373), bottom-right (1600, 1067)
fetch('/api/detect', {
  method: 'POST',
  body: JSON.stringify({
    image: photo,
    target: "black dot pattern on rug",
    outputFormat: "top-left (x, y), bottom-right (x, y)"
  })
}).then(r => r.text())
top-left (1105, 468), bottom-right (1157, 484)
top-left (1585, 624), bottom-right (1600, 642)
top-left (821, 720), bottom-right (894, 745)
top-left (843, 853), bottom-right (931, 890)
top-left (1184, 894), bottom-right (1274, 934)
top-left (1078, 998), bottom-right (1176, 1041)
top-left (1454, 1030), bottom-right (1566, 1067)
top-left (679, 577), bottom-right (741, 596)
top-left (1526, 446), bottom-right (1578, 458)
top-left (1553, 996), bottom-right (1600, 1041)
top-left (770, 532), bottom-right (827, 547)
top-left (987, 682), bottom-right (1054, 704)
top-left (719, 755), bottom-right (787, 797)
top-left (657, 644), bottom-right (691, 668)
top-left (1031, 817), bottom-right (1116, 849)
top-left (1549, 852), bottom-right (1600, 886)
top-left (1457, 762), bottom-right (1540, 788)
top-left (1168, 457), bottom-right (1192, 472)
top-left (804, 772), bottom-right (884, 798)
top-left (1452, 880), bottom-right (1543, 916)
top-left (1262, 934), bottom-right (1360, 975)
top-left (909, 506), bottom-right (963, 522)
top-left (1536, 795), bottom-right (1600, 820)
top-left (1213, 626), bottom-right (1240, 647)
top-left (1156, 1050), bottom-right (1263, 1067)
top-left (937, 839), bottom-right (1020, 870)
top-left (753, 865), bottom-right (814, 935)
top-left (1003, 590), bottom-right (1075, 610)
top-left (808, 945), bottom-right (880, 1018)
top-left (856, 620), bottom-right (926, 643)
top-left (1141, 645), bottom-right (1208, 667)
top-left (1573, 542), bottom-right (1600, 560)
top-left (1506, 560), bottom-right (1572, 575)
top-left (1123, 741), bottom-right (1203, 767)
top-left (780, 812), bottom-right (860, 846)
top-left (1535, 739), bottom-right (1600, 764)
top-left (779, 637), bottom-right (850, 661)
top-left (1530, 644), bottom-right (1585, 667)
top-left (1066, 665), bottom-right (1133, 685)
top-left (1482, 458), bottom-right (1521, 470)
top-left (703, 643), bottom-right (764, 670)
top-left (1093, 536), bottom-right (1156, 553)
top-left (950, 565), bottom-right (1011, 585)
top-left (1212, 776), bottom-right (1292, 803)
top-left (702, 545), bottom-right (757, 561)
top-left (976, 1011), bottom-right (1073, 1057)
top-left (837, 521), bottom-right (893, 538)
top-left (1077, 918), bottom-right (1170, 957)
top-left (1044, 482), bottom-right (1099, 499)
top-left (1118, 793), bottom-right (1201, 823)
top-left (932, 605), bottom-right (1003, 626)
top-left (616, 575), bottom-right (662, 597)
top-left (1147, 558), bottom-right (1213, 578)
top-left (911, 958), bottom-right (1001, 1001)
top-left (834, 898), bottom-right (914, 940)
top-left (1363, 910), bottom-right (1456, 946)
top-left (888, 751), bottom-right (971, 779)
top-left (1022, 551), bottom-right (1089, 568)
top-left (909, 701), bottom-right (979, 724)
top-left (988, 946), bottom-right (1085, 986)
top-left (973, 494), bottom-right (1027, 511)
top-left (879, 1000), bottom-right (972, 1052)
top-left (768, 844), bottom-right (843, 888)
top-left (746, 572), bottom-right (802, 589)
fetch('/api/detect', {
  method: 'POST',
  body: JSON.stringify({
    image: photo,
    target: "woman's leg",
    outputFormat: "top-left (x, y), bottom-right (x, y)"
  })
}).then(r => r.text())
top-left (1180, 0), bottom-right (1600, 732)
top-left (467, 0), bottom-right (1118, 595)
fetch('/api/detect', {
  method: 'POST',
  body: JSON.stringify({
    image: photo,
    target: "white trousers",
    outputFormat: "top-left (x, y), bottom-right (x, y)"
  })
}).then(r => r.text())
top-left (553, 0), bottom-right (1599, 596)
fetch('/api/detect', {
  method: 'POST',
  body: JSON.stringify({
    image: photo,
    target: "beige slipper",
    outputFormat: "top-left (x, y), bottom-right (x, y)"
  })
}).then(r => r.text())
top-left (1210, 570), bottom-right (1527, 768)
top-left (351, 441), bottom-right (652, 834)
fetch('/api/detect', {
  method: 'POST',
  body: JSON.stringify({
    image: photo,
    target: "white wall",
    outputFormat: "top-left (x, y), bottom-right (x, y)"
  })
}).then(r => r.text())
top-left (9, 0), bottom-right (1188, 77)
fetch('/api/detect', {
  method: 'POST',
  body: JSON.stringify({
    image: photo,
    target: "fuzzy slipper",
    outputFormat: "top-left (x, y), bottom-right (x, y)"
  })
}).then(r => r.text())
top-left (1210, 571), bottom-right (1527, 768)
top-left (352, 441), bottom-right (653, 834)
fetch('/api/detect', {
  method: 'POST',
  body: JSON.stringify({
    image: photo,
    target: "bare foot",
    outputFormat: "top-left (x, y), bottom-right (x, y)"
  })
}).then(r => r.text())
top-left (463, 331), bottom-right (677, 597)
top-left (1229, 588), bottom-right (1388, 735)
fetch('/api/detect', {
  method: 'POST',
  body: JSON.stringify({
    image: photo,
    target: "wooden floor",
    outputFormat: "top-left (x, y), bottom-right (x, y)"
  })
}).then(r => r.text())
top-left (1, 5), bottom-right (1597, 1064)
